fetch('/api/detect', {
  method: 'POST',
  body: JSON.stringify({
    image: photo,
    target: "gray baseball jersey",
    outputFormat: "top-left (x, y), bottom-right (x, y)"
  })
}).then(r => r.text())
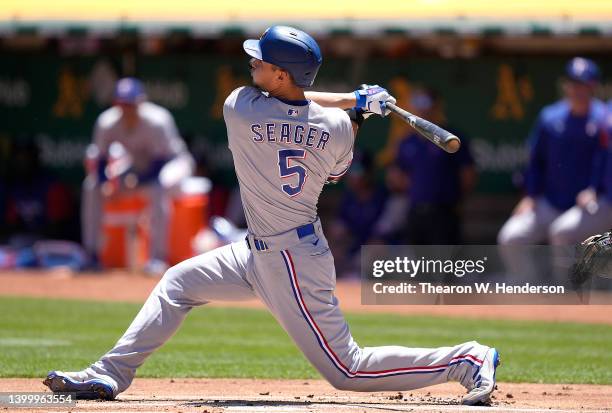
top-left (224, 86), bottom-right (354, 236)
top-left (94, 101), bottom-right (188, 173)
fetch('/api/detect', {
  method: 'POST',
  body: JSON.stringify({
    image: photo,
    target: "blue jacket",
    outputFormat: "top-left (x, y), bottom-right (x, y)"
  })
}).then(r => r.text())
top-left (601, 102), bottom-right (612, 203)
top-left (524, 99), bottom-right (607, 211)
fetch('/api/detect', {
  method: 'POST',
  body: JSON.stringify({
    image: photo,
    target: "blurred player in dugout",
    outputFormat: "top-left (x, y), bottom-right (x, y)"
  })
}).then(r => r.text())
top-left (82, 78), bottom-right (194, 272)
top-left (600, 102), bottom-right (612, 228)
top-left (498, 57), bottom-right (611, 246)
top-left (396, 88), bottom-right (477, 244)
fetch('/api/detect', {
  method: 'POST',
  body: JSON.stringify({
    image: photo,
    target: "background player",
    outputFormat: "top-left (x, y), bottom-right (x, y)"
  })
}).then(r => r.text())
top-left (590, 106), bottom-right (612, 229)
top-left (44, 26), bottom-right (499, 406)
top-left (498, 57), bottom-right (608, 246)
top-left (81, 78), bottom-right (194, 273)
top-left (396, 87), bottom-right (476, 245)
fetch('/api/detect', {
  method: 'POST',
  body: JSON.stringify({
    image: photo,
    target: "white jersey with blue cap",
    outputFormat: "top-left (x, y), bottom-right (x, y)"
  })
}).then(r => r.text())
top-left (224, 86), bottom-right (354, 236)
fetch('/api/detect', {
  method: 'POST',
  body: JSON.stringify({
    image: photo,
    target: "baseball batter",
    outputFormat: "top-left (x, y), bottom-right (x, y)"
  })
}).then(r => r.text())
top-left (44, 26), bottom-right (499, 406)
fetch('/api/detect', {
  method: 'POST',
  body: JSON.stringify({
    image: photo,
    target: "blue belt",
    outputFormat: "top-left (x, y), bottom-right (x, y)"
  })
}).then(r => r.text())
top-left (296, 222), bottom-right (315, 239)
top-left (247, 222), bottom-right (315, 251)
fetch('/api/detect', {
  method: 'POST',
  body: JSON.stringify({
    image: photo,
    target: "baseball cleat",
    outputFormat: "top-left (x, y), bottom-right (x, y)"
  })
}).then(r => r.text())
top-left (461, 348), bottom-right (500, 406)
top-left (43, 371), bottom-right (115, 400)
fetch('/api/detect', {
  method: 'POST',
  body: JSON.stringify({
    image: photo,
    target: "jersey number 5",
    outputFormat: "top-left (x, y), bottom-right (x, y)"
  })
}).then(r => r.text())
top-left (278, 149), bottom-right (308, 197)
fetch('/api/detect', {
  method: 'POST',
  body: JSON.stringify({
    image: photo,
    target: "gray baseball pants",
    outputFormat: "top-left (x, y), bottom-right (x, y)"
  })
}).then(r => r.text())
top-left (83, 219), bottom-right (490, 395)
top-left (498, 197), bottom-right (612, 246)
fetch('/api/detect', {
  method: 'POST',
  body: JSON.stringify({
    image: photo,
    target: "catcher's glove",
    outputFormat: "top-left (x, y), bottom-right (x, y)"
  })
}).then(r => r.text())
top-left (569, 230), bottom-right (612, 287)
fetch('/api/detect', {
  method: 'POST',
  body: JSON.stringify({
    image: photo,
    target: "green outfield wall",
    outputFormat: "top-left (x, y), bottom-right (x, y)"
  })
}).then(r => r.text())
top-left (1, 53), bottom-right (610, 193)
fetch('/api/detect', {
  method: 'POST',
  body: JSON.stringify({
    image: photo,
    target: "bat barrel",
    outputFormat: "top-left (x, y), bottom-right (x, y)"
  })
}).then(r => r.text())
top-left (385, 102), bottom-right (461, 154)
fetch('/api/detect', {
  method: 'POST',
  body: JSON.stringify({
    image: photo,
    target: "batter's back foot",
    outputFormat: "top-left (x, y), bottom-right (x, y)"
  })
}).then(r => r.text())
top-left (43, 370), bottom-right (116, 400)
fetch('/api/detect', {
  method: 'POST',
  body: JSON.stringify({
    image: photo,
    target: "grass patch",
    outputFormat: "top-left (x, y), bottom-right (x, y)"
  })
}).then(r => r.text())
top-left (0, 297), bottom-right (610, 384)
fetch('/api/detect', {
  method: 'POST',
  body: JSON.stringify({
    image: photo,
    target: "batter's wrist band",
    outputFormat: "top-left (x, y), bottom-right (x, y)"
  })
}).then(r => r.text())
top-left (354, 90), bottom-right (367, 108)
top-left (345, 107), bottom-right (365, 127)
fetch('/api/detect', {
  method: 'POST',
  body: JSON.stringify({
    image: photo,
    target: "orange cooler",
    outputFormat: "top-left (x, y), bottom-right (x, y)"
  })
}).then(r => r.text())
top-left (99, 177), bottom-right (210, 269)
top-left (168, 193), bottom-right (209, 264)
top-left (100, 195), bottom-right (150, 270)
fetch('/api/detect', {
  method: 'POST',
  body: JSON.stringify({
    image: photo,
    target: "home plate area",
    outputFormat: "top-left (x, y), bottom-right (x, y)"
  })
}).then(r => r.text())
top-left (4, 378), bottom-right (611, 413)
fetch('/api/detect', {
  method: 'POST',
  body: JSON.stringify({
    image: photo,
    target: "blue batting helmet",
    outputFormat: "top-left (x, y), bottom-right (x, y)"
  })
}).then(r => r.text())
top-left (243, 26), bottom-right (323, 88)
top-left (566, 57), bottom-right (600, 84)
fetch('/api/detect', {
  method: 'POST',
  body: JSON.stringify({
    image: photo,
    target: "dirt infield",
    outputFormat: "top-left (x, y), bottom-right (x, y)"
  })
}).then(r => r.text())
top-left (2, 270), bottom-right (612, 411)
top-left (1, 378), bottom-right (611, 412)
top-left (0, 270), bottom-right (610, 324)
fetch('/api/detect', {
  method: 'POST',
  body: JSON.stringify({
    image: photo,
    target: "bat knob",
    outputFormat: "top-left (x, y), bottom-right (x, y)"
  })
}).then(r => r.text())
top-left (445, 137), bottom-right (461, 154)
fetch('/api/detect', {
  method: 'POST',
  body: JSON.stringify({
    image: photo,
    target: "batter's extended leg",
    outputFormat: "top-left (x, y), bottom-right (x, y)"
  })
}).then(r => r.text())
top-left (246, 238), bottom-right (497, 403)
top-left (45, 241), bottom-right (254, 398)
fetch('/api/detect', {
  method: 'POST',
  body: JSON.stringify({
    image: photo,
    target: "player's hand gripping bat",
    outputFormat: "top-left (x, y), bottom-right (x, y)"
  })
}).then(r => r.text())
top-left (385, 101), bottom-right (461, 154)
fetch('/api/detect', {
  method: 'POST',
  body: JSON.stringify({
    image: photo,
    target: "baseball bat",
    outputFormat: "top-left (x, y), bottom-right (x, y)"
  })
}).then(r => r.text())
top-left (385, 102), bottom-right (461, 154)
